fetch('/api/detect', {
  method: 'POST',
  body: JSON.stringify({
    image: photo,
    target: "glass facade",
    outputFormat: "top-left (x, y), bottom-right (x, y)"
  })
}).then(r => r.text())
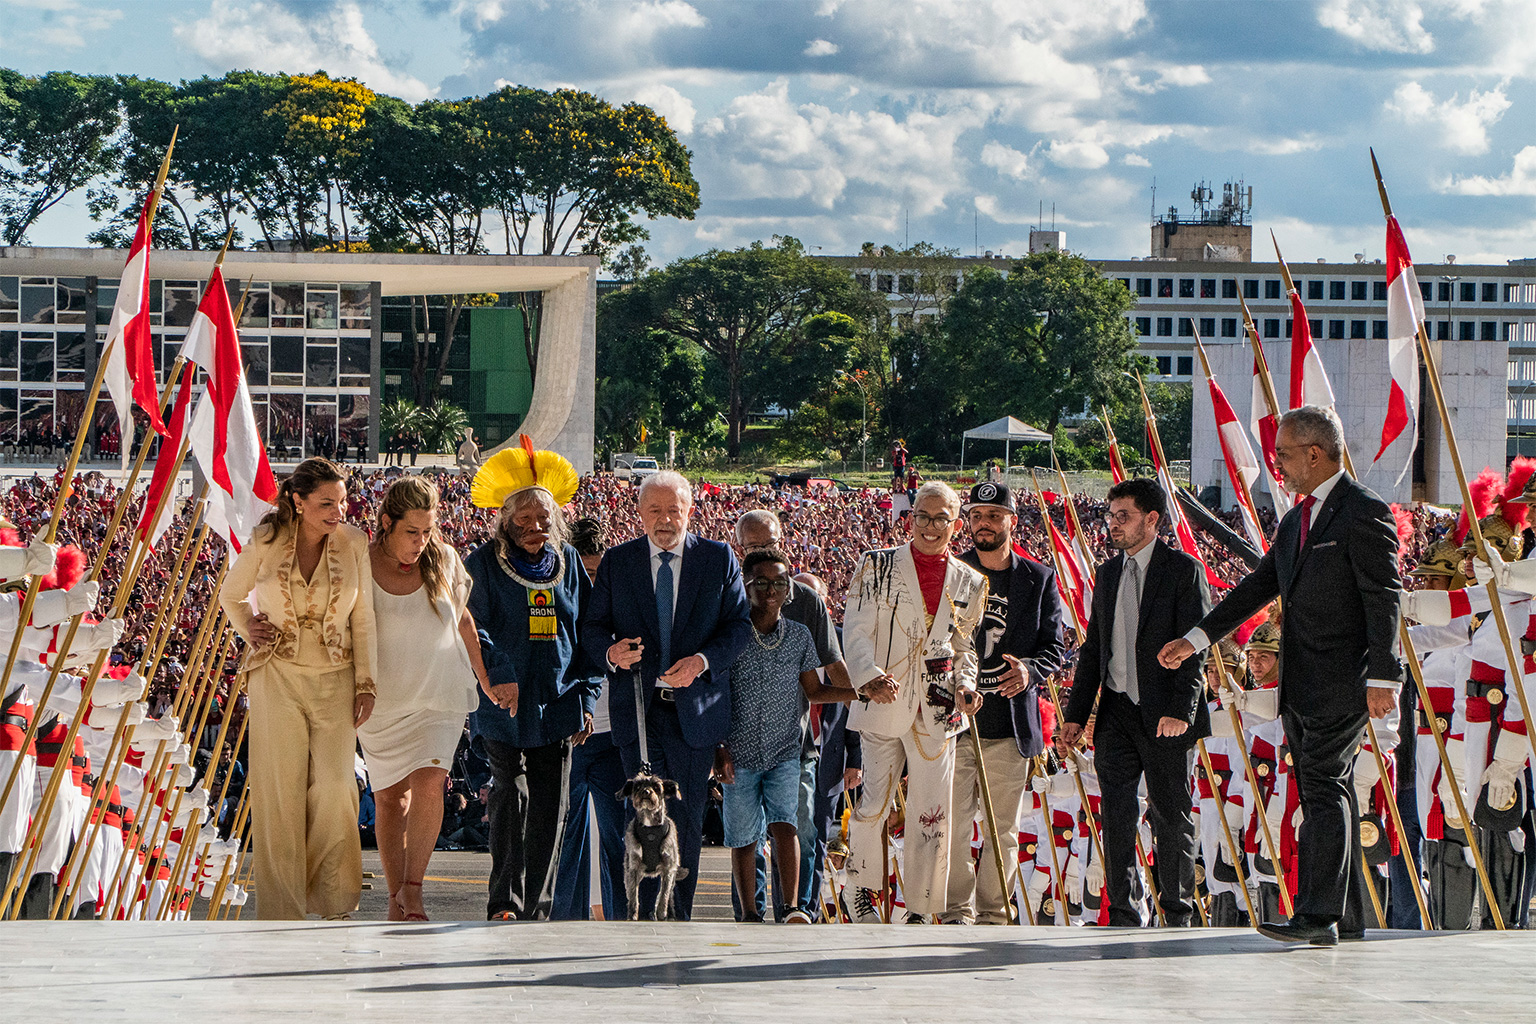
top-left (0, 274), bottom-right (374, 460)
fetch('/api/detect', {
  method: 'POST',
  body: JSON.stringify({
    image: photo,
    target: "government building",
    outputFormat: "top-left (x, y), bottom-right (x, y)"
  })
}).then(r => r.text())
top-left (0, 249), bottom-right (598, 473)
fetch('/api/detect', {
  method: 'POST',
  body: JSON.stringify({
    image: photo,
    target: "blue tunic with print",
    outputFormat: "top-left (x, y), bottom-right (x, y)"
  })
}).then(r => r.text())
top-left (466, 541), bottom-right (601, 750)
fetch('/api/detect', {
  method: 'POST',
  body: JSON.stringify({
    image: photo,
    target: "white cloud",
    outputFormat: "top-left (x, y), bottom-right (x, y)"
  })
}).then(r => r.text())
top-left (1158, 65), bottom-right (1211, 88)
top-left (1445, 145), bottom-right (1536, 195)
top-left (4, 0), bottom-right (121, 49)
top-left (1317, 0), bottom-right (1434, 53)
top-left (628, 83), bottom-right (697, 135)
top-left (699, 79), bottom-right (988, 216)
top-left (172, 0), bottom-right (435, 102)
top-left (804, 38), bottom-right (839, 56)
top-left (980, 141), bottom-right (1031, 180)
top-left (1047, 139), bottom-right (1109, 169)
top-left (1385, 81), bottom-right (1509, 154)
top-left (1123, 153), bottom-right (1151, 167)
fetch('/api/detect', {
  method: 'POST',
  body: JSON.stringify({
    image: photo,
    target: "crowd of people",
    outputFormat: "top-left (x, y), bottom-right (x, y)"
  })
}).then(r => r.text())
top-left (0, 419), bottom-right (1494, 930)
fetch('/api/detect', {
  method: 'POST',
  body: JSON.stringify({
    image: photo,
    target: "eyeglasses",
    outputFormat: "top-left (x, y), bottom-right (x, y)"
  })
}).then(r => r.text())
top-left (1273, 443), bottom-right (1316, 457)
top-left (1103, 511), bottom-right (1139, 525)
top-left (749, 579), bottom-right (792, 592)
top-left (912, 513), bottom-right (955, 528)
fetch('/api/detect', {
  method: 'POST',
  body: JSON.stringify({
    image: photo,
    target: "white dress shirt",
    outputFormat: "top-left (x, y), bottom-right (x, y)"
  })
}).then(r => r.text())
top-left (1183, 467), bottom-right (1399, 692)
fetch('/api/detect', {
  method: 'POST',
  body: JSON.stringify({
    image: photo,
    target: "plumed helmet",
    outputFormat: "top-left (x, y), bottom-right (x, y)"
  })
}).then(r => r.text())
top-left (1409, 539), bottom-right (1468, 589)
top-left (1245, 621), bottom-right (1281, 654)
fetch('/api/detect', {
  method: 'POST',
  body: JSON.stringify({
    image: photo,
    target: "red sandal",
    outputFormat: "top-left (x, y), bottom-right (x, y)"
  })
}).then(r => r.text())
top-left (399, 879), bottom-right (428, 922)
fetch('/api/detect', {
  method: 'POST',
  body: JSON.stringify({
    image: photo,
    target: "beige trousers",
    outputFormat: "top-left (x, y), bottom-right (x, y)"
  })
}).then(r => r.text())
top-left (247, 659), bottom-right (361, 920)
top-left (846, 718), bottom-right (956, 916)
top-left (943, 735), bottom-right (1033, 924)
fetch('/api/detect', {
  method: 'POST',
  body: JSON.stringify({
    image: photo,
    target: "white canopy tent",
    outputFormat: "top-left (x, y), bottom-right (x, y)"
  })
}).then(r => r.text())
top-left (960, 415), bottom-right (1052, 471)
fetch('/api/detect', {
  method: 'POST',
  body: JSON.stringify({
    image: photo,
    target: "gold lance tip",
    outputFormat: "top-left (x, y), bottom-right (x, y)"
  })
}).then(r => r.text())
top-left (1370, 146), bottom-right (1393, 219)
top-left (214, 225), bottom-right (236, 267)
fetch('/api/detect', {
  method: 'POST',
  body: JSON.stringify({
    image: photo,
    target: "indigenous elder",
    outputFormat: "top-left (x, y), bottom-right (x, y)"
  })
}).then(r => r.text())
top-left (359, 475), bottom-right (491, 922)
top-left (219, 458), bottom-right (378, 921)
top-left (842, 481), bottom-right (986, 923)
top-left (942, 481), bottom-right (1066, 925)
top-left (580, 470), bottom-right (752, 920)
top-left (716, 548), bottom-right (856, 921)
top-left (466, 440), bottom-right (598, 922)
top-left (1161, 405), bottom-right (1403, 946)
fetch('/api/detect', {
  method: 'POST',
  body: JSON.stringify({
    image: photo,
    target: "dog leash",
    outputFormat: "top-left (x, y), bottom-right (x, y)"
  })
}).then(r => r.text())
top-left (632, 666), bottom-right (653, 775)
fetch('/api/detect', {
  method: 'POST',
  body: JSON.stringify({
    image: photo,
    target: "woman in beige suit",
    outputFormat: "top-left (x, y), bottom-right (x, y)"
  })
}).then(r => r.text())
top-left (219, 458), bottom-right (379, 920)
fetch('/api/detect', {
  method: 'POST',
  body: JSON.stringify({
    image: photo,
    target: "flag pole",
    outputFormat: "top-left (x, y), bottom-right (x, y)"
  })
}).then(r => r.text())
top-left (1236, 288), bottom-right (1285, 426)
top-left (49, 499), bottom-right (215, 917)
top-left (1192, 333), bottom-right (1267, 551)
top-left (1370, 151), bottom-right (1536, 926)
top-left (1138, 372), bottom-right (1297, 919)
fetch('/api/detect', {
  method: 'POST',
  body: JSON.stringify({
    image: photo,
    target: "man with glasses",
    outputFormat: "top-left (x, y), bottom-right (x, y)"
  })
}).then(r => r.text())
top-left (1160, 406), bottom-right (1403, 946)
top-left (940, 481), bottom-right (1066, 924)
top-left (1062, 477), bottom-right (1211, 927)
top-left (842, 482), bottom-right (987, 922)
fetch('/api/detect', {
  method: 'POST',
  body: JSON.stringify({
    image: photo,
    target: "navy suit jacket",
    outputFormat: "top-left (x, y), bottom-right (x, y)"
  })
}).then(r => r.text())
top-left (580, 533), bottom-right (752, 750)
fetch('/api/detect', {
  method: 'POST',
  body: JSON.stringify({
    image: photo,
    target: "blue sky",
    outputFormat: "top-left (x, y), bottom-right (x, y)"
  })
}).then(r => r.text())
top-left (6, 0), bottom-right (1536, 267)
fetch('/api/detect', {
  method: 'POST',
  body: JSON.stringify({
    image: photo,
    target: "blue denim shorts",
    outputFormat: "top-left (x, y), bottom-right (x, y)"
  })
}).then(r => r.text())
top-left (722, 758), bottom-right (801, 848)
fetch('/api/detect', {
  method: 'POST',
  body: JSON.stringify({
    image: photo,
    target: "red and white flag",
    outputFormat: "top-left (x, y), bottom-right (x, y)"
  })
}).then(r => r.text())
top-left (1287, 285), bottom-right (1335, 410)
top-left (1043, 510), bottom-right (1091, 631)
top-left (180, 267), bottom-right (277, 550)
top-left (1147, 422), bottom-right (1229, 590)
top-left (103, 192), bottom-right (171, 461)
top-left (1376, 215), bottom-right (1424, 482)
top-left (1206, 367), bottom-right (1268, 553)
top-left (1248, 337), bottom-right (1292, 515)
top-left (136, 375), bottom-right (193, 548)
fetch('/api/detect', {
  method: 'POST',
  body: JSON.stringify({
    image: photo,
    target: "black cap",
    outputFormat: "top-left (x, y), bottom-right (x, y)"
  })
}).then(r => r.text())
top-left (963, 481), bottom-right (1016, 514)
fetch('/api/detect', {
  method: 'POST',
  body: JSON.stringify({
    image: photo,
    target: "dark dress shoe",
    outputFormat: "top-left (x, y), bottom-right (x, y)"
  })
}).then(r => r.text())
top-left (1336, 928), bottom-right (1365, 942)
top-left (1257, 918), bottom-right (1338, 946)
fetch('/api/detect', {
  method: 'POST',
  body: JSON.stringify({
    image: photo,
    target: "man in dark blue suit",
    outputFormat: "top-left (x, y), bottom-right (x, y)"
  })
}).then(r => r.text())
top-left (580, 471), bottom-right (752, 919)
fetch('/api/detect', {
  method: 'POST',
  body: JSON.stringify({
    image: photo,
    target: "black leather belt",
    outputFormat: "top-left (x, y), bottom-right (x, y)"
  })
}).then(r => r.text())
top-left (655, 688), bottom-right (677, 703)
top-left (1467, 679), bottom-right (1506, 706)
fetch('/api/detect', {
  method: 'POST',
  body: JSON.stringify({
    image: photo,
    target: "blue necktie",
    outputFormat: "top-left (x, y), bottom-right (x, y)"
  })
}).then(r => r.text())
top-left (656, 550), bottom-right (674, 674)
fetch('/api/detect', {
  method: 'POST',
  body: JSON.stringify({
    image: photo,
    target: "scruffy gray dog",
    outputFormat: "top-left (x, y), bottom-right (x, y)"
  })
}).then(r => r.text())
top-left (619, 774), bottom-right (688, 921)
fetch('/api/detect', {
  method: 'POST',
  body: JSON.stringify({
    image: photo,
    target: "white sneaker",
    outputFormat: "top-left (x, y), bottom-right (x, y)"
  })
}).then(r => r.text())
top-left (784, 908), bottom-right (814, 924)
top-left (853, 887), bottom-right (883, 924)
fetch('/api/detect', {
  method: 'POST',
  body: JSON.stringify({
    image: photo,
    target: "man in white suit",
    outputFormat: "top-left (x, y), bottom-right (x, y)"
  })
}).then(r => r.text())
top-left (842, 482), bottom-right (987, 923)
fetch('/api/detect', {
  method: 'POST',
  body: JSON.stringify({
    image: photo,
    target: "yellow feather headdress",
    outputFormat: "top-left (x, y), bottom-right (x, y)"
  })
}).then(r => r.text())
top-left (471, 435), bottom-right (579, 509)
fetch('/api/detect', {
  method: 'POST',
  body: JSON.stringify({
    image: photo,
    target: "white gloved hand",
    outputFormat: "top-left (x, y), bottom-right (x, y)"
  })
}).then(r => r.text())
top-left (1480, 731), bottom-right (1527, 811)
top-left (182, 787), bottom-right (209, 813)
top-left (119, 701), bottom-right (147, 727)
top-left (0, 536), bottom-right (59, 580)
top-left (165, 743), bottom-right (189, 767)
top-left (136, 715), bottom-right (179, 743)
top-left (90, 670), bottom-right (145, 708)
top-left (1400, 589), bottom-right (1454, 627)
top-left (1085, 858), bottom-right (1105, 893)
top-left (1030, 773), bottom-right (1051, 794)
top-left (78, 617), bottom-right (125, 653)
top-left (174, 763), bottom-right (195, 787)
top-left (30, 580), bottom-right (100, 628)
top-left (198, 823), bottom-right (222, 845)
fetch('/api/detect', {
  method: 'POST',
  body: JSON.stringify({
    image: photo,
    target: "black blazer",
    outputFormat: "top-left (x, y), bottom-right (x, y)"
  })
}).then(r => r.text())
top-left (1195, 473), bottom-right (1403, 718)
top-left (814, 701), bottom-right (862, 798)
top-left (959, 548), bottom-right (1067, 758)
top-left (1066, 539), bottom-right (1212, 743)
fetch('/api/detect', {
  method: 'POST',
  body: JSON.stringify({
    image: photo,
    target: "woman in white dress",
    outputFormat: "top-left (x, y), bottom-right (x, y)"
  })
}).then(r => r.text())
top-left (359, 476), bottom-right (498, 921)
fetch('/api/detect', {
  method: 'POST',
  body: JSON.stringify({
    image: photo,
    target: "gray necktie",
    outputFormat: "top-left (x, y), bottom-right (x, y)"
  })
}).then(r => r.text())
top-left (1117, 556), bottom-right (1141, 703)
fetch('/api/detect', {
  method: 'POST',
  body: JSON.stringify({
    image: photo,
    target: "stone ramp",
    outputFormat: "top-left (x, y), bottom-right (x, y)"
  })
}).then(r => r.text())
top-left (0, 920), bottom-right (1521, 1022)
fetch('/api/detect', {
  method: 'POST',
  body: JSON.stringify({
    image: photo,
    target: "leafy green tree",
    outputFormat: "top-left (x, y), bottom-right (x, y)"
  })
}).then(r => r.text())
top-left (0, 70), bottom-right (121, 245)
top-left (944, 250), bottom-right (1143, 434)
top-left (353, 96), bottom-right (488, 255)
top-left (623, 237), bottom-right (861, 458)
top-left (596, 284), bottom-right (716, 454)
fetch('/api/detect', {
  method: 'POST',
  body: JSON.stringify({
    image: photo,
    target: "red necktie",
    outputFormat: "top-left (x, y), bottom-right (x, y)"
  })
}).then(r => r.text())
top-left (1297, 494), bottom-right (1317, 553)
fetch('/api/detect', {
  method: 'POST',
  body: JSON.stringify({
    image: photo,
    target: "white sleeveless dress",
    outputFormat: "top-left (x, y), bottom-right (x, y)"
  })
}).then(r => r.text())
top-left (357, 556), bottom-right (478, 791)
